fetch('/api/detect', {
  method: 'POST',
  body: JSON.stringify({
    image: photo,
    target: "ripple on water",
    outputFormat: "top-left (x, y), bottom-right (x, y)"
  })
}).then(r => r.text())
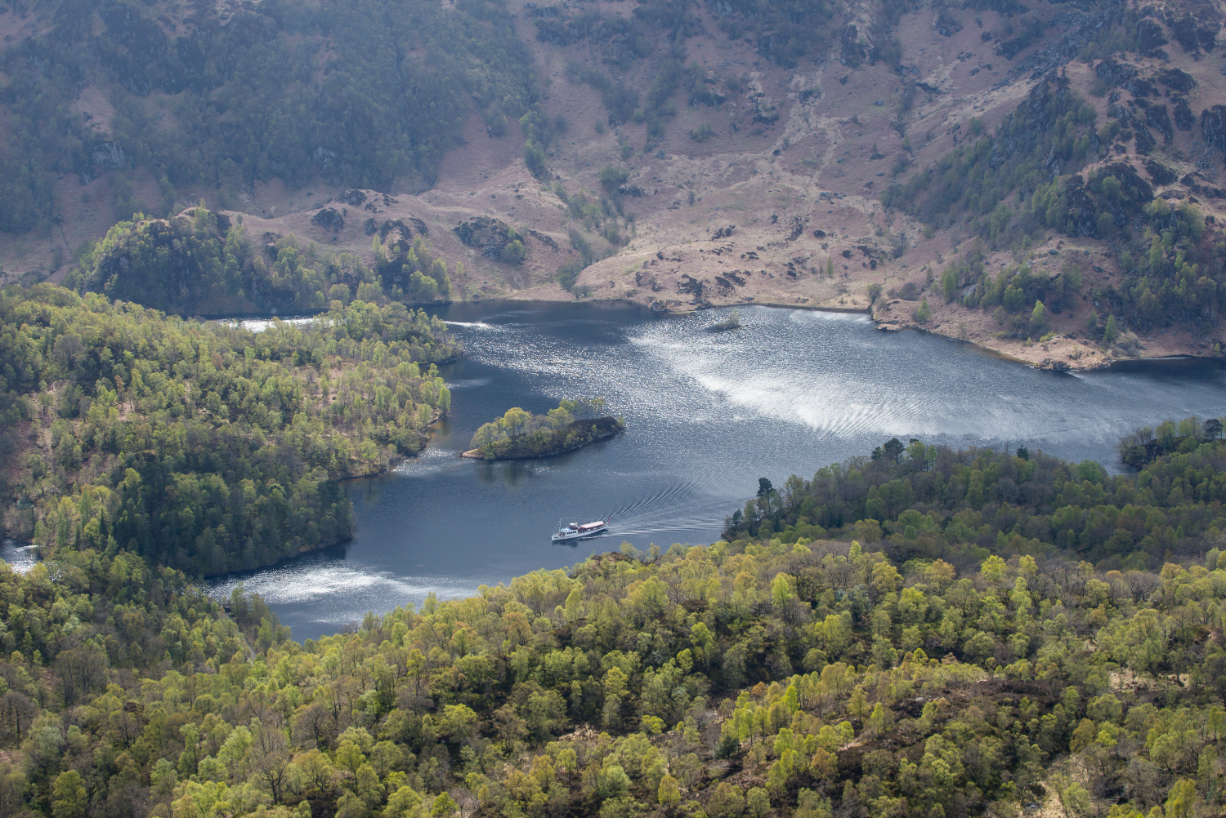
top-left (222, 316), bottom-right (320, 333)
top-left (444, 378), bottom-right (492, 390)
top-left (206, 562), bottom-right (488, 630)
top-left (206, 302), bottom-right (1226, 641)
top-left (393, 446), bottom-right (467, 477)
top-left (0, 540), bottom-right (37, 574)
top-left (443, 320), bottom-right (498, 330)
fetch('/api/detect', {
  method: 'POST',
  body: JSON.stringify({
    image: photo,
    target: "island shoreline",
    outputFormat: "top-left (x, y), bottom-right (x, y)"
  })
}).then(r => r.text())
top-left (461, 417), bottom-right (625, 461)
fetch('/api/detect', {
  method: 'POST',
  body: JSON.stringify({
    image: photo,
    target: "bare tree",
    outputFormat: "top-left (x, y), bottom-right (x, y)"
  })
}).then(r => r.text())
top-left (1123, 571), bottom-right (1161, 604)
top-left (251, 723), bottom-right (294, 804)
top-left (0, 691), bottom-right (36, 745)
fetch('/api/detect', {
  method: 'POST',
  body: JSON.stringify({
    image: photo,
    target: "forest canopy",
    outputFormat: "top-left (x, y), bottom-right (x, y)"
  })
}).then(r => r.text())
top-left (4, 433), bottom-right (1226, 818)
top-left (0, 285), bottom-right (460, 574)
top-left (0, 0), bottom-right (537, 234)
top-left (64, 206), bottom-right (454, 316)
top-left (466, 398), bottom-right (622, 460)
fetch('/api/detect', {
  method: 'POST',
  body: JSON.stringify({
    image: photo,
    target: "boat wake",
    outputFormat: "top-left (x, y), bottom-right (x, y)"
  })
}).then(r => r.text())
top-left (593, 481), bottom-right (734, 542)
top-left (444, 320), bottom-right (497, 330)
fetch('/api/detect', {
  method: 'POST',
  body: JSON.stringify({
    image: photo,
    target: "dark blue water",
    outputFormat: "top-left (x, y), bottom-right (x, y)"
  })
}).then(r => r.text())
top-left (205, 302), bottom-right (1226, 640)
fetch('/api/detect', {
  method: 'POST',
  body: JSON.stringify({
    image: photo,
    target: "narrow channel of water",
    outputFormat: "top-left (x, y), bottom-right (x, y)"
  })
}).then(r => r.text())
top-left (196, 302), bottom-right (1226, 641)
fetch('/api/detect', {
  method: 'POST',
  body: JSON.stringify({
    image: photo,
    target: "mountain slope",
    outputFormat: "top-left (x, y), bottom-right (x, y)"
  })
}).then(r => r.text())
top-left (5, 0), bottom-right (1226, 366)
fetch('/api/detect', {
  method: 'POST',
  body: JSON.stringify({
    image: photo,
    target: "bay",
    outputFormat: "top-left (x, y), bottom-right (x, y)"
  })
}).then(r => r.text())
top-left (207, 302), bottom-right (1226, 640)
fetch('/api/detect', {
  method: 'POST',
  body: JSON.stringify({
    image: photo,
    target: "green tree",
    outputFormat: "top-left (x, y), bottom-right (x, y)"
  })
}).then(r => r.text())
top-left (1030, 300), bottom-right (1047, 337)
top-left (942, 268), bottom-right (958, 302)
top-left (1103, 314), bottom-right (1119, 345)
top-left (598, 166), bottom-right (630, 194)
top-left (658, 774), bottom-right (681, 807)
top-left (52, 770), bottom-right (88, 818)
top-left (1165, 778), bottom-right (1198, 818)
top-left (1052, 774), bottom-right (1090, 818)
top-left (501, 239), bottom-right (527, 265)
top-left (747, 787), bottom-right (771, 818)
top-left (709, 782), bottom-right (746, 818)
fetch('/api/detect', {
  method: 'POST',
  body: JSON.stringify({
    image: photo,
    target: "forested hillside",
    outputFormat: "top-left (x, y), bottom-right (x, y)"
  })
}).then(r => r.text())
top-left (3, 0), bottom-right (1226, 365)
top-left (725, 423), bottom-right (1226, 572)
top-left (0, 284), bottom-right (459, 573)
top-left (5, 436), bottom-right (1226, 817)
top-left (886, 63), bottom-right (1226, 344)
top-left (0, 0), bottom-right (535, 234)
top-left (64, 206), bottom-right (455, 315)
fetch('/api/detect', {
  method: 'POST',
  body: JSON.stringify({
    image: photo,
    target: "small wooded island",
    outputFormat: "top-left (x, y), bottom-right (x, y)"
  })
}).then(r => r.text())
top-left (462, 398), bottom-right (625, 460)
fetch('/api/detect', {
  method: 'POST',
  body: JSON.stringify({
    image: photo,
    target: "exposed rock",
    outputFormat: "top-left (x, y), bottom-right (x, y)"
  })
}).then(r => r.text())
top-left (992, 73), bottom-right (1081, 169)
top-left (1140, 102), bottom-right (1173, 143)
top-left (785, 217), bottom-right (806, 242)
top-left (1062, 175), bottom-right (1099, 238)
top-left (1037, 358), bottom-right (1071, 372)
top-left (713, 270), bottom-right (747, 295)
top-left (1143, 159), bottom-right (1177, 186)
top-left (1180, 173), bottom-right (1226, 199)
top-left (933, 0), bottom-right (962, 37)
top-left (677, 274), bottom-right (708, 303)
top-left (1156, 68), bottom-right (1196, 93)
top-left (1136, 19), bottom-right (1169, 57)
top-left (1202, 105), bottom-right (1226, 154)
top-left (1095, 58), bottom-right (1137, 87)
top-left (374, 221), bottom-right (413, 255)
top-left (525, 229), bottom-right (560, 251)
top-left (1125, 77), bottom-right (1158, 98)
top-left (840, 24), bottom-right (866, 66)
top-left (311, 208), bottom-right (345, 232)
top-left (1173, 98), bottom-right (1195, 131)
top-left (91, 142), bottom-right (126, 170)
top-left (454, 216), bottom-right (520, 261)
top-left (1166, 12), bottom-right (1218, 54)
top-left (1136, 125), bottom-right (1156, 154)
top-left (1099, 162), bottom-right (1154, 204)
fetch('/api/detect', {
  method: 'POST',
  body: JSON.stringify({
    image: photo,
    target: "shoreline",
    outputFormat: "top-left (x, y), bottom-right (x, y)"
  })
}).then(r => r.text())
top-left (461, 419), bottom-right (624, 461)
top-left (490, 293), bottom-right (1225, 374)
top-left (176, 293), bottom-right (1219, 375)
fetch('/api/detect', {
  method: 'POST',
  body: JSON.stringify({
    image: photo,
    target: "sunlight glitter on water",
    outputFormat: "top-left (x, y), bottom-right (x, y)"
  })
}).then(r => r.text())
top-left (0, 540), bottom-right (37, 574)
top-left (206, 562), bottom-right (489, 632)
top-left (202, 302), bottom-right (1226, 641)
top-left (220, 316), bottom-right (320, 333)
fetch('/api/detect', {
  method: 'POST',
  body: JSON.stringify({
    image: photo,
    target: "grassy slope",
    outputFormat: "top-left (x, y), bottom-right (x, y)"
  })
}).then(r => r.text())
top-left (4, 0), bottom-right (1226, 366)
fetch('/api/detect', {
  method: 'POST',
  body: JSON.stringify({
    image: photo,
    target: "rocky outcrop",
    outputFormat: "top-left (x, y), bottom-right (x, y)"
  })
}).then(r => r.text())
top-left (1099, 162), bottom-right (1154, 204)
top-left (454, 217), bottom-right (522, 262)
top-left (1173, 98), bottom-right (1195, 131)
top-left (1143, 159), bottom-right (1178, 186)
top-left (1202, 105), bottom-right (1226, 155)
top-left (311, 208), bottom-right (345, 232)
top-left (1165, 11), bottom-right (1219, 55)
top-left (1157, 68), bottom-right (1196, 93)
top-left (90, 142), bottom-right (126, 170)
top-left (1140, 101), bottom-right (1174, 143)
top-left (1095, 58), bottom-right (1137, 88)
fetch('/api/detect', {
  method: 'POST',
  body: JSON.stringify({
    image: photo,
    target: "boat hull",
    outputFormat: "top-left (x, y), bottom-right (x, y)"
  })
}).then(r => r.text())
top-left (551, 522), bottom-right (608, 542)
